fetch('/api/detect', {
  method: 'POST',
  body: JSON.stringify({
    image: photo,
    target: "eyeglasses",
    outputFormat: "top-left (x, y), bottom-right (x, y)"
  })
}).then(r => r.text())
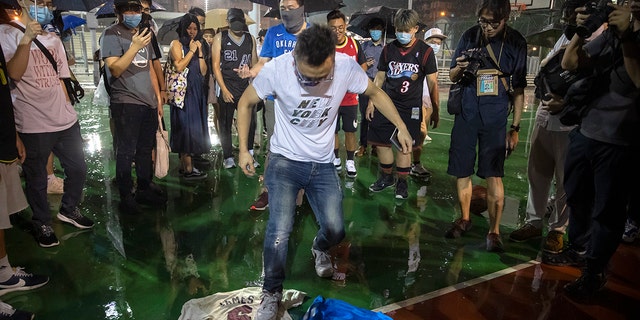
top-left (38, 1), bottom-right (56, 10)
top-left (294, 60), bottom-right (334, 87)
top-left (478, 18), bottom-right (501, 29)
top-left (330, 25), bottom-right (346, 32)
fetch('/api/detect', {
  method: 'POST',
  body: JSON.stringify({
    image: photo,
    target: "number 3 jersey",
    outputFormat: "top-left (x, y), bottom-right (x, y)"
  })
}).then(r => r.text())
top-left (378, 40), bottom-right (436, 110)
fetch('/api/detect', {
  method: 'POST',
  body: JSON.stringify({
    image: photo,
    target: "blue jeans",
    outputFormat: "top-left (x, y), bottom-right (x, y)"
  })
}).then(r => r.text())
top-left (262, 153), bottom-right (345, 293)
top-left (110, 103), bottom-right (157, 197)
top-left (19, 122), bottom-right (87, 226)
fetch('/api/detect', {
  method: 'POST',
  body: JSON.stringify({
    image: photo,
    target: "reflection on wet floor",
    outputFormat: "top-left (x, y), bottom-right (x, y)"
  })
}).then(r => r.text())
top-left (4, 89), bottom-right (639, 319)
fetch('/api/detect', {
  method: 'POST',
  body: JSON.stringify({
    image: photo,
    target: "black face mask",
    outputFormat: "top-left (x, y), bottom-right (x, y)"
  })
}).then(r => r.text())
top-left (563, 24), bottom-right (578, 39)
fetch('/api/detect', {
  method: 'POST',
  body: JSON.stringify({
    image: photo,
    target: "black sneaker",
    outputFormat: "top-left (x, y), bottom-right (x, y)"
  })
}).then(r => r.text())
top-left (369, 174), bottom-right (395, 192)
top-left (542, 247), bottom-right (586, 267)
top-left (564, 272), bottom-right (607, 301)
top-left (0, 267), bottom-right (49, 296)
top-left (395, 179), bottom-right (408, 199)
top-left (57, 208), bottom-right (94, 229)
top-left (34, 224), bottom-right (59, 248)
top-left (0, 301), bottom-right (34, 320)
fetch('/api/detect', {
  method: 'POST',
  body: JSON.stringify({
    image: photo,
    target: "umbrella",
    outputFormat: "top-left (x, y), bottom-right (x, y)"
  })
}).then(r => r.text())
top-left (252, 0), bottom-right (345, 17)
top-left (347, 6), bottom-right (427, 39)
top-left (62, 14), bottom-right (87, 32)
top-left (94, 0), bottom-right (166, 18)
top-left (204, 8), bottom-right (255, 30)
top-left (53, 0), bottom-right (106, 12)
top-left (526, 23), bottom-right (563, 48)
top-left (156, 15), bottom-right (182, 46)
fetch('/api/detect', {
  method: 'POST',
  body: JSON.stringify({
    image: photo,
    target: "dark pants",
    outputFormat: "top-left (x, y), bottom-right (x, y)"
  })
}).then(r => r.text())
top-left (563, 129), bottom-right (639, 274)
top-left (358, 93), bottom-right (370, 147)
top-left (19, 122), bottom-right (87, 226)
top-left (218, 98), bottom-right (256, 159)
top-left (110, 103), bottom-right (157, 198)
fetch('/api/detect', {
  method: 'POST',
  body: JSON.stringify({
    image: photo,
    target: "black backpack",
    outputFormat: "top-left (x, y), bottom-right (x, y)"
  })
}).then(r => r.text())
top-left (533, 48), bottom-right (587, 100)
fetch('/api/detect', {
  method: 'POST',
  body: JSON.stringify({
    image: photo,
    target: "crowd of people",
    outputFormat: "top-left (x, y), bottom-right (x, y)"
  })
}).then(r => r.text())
top-left (0, 0), bottom-right (638, 318)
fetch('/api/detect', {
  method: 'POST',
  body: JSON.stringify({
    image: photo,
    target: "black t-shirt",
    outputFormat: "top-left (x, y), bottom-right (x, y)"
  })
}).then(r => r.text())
top-left (0, 44), bottom-right (18, 162)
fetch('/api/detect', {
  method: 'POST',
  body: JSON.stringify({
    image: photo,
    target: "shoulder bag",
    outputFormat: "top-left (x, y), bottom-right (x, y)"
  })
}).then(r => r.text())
top-left (155, 115), bottom-right (171, 179)
top-left (164, 42), bottom-right (188, 109)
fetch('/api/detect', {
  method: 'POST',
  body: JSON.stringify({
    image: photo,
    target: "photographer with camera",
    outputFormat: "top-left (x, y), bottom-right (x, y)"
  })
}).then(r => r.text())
top-left (444, 0), bottom-right (527, 252)
top-left (546, 0), bottom-right (640, 301)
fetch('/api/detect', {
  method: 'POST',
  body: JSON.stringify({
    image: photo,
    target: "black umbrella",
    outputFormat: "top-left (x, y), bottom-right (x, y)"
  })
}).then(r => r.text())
top-left (347, 6), bottom-right (427, 39)
top-left (156, 15), bottom-right (182, 46)
top-left (252, 0), bottom-right (345, 17)
top-left (526, 23), bottom-right (563, 48)
top-left (95, 0), bottom-right (166, 18)
top-left (53, 0), bottom-right (105, 11)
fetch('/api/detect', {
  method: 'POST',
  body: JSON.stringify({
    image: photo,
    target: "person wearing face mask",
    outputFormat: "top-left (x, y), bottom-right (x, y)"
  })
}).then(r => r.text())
top-left (211, 8), bottom-right (258, 170)
top-left (0, 0), bottom-right (95, 248)
top-left (444, 0), bottom-right (527, 252)
top-left (408, 27), bottom-right (447, 180)
top-left (242, 0), bottom-right (310, 212)
top-left (356, 18), bottom-right (385, 158)
top-left (101, 0), bottom-right (167, 214)
top-left (366, 9), bottom-right (439, 201)
top-left (235, 25), bottom-right (411, 320)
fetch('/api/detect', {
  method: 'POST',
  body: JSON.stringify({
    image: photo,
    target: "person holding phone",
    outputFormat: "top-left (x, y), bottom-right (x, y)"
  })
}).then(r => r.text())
top-left (101, 0), bottom-right (166, 214)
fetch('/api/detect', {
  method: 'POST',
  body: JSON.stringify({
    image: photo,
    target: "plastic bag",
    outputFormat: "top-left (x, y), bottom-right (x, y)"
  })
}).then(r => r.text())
top-left (303, 296), bottom-right (392, 320)
top-left (93, 76), bottom-right (110, 107)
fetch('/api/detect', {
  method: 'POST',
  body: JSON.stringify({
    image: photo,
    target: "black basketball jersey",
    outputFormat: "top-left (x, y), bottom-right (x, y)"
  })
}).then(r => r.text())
top-left (219, 30), bottom-right (253, 98)
top-left (378, 40), bottom-right (436, 110)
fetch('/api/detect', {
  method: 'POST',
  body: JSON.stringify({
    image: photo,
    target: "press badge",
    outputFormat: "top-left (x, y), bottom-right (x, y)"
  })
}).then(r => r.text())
top-left (476, 69), bottom-right (499, 96)
top-left (411, 107), bottom-right (420, 120)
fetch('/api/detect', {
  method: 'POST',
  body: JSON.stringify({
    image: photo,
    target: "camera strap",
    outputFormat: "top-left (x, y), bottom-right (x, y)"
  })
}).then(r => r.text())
top-left (484, 40), bottom-right (510, 94)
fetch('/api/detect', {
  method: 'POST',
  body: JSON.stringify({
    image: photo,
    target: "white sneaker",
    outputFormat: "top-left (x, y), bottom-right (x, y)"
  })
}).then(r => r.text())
top-left (345, 159), bottom-right (357, 178)
top-left (223, 157), bottom-right (236, 169)
top-left (333, 158), bottom-right (342, 171)
top-left (47, 176), bottom-right (64, 194)
top-left (424, 134), bottom-right (432, 141)
top-left (311, 248), bottom-right (334, 278)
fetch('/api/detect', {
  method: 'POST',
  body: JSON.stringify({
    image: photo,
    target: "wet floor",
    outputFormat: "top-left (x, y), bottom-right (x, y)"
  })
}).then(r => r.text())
top-left (4, 88), bottom-right (638, 319)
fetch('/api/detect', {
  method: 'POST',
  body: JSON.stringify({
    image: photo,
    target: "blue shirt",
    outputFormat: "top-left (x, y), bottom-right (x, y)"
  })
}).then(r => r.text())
top-left (450, 25), bottom-right (527, 124)
top-left (260, 24), bottom-right (298, 59)
top-left (361, 40), bottom-right (384, 79)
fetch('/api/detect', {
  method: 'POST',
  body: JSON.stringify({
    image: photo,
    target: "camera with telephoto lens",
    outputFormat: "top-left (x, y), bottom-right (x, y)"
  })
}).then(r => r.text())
top-left (460, 48), bottom-right (490, 83)
top-left (576, 0), bottom-right (615, 38)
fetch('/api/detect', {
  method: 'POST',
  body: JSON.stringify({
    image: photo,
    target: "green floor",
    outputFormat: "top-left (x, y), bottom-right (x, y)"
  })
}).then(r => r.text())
top-left (4, 88), bottom-right (542, 319)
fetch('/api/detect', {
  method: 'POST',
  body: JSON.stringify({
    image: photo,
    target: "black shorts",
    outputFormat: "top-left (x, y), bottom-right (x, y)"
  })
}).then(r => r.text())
top-left (335, 105), bottom-right (358, 133)
top-left (367, 105), bottom-right (422, 149)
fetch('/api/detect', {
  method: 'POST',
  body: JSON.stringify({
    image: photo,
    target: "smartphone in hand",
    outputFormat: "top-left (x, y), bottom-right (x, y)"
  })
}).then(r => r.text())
top-left (390, 128), bottom-right (414, 150)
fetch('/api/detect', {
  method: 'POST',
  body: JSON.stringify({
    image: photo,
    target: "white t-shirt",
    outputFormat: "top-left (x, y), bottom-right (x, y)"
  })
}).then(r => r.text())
top-left (0, 22), bottom-right (76, 134)
top-left (252, 52), bottom-right (369, 163)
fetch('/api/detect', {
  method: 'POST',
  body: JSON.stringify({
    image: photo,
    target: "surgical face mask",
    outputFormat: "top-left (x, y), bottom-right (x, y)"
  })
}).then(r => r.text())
top-left (123, 13), bottom-right (142, 29)
top-left (428, 43), bottom-right (441, 54)
top-left (369, 30), bottom-right (382, 41)
top-left (230, 21), bottom-right (245, 32)
top-left (280, 6), bottom-right (305, 34)
top-left (29, 5), bottom-right (53, 25)
top-left (395, 32), bottom-right (412, 45)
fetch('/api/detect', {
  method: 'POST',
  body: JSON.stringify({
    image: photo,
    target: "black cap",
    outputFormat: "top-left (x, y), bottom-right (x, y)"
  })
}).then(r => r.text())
top-left (114, 0), bottom-right (142, 7)
top-left (227, 8), bottom-right (246, 24)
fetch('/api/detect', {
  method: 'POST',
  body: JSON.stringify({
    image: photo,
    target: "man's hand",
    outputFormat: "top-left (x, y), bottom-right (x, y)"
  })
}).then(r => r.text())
top-left (221, 88), bottom-right (235, 103)
top-left (506, 130), bottom-right (519, 157)
top-left (132, 28), bottom-right (152, 51)
top-left (234, 64), bottom-right (255, 79)
top-left (23, 21), bottom-right (42, 41)
top-left (608, 3), bottom-right (634, 38)
top-left (365, 101), bottom-right (375, 121)
top-left (541, 93), bottom-right (565, 114)
top-left (238, 150), bottom-right (256, 177)
top-left (397, 127), bottom-right (413, 154)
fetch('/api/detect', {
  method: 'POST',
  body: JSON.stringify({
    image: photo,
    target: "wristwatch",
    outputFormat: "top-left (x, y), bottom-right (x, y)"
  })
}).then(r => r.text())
top-left (510, 124), bottom-right (520, 132)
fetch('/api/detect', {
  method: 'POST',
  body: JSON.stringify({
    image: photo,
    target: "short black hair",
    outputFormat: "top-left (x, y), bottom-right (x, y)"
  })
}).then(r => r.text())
top-left (188, 6), bottom-right (206, 17)
top-left (326, 9), bottom-right (345, 22)
top-left (367, 17), bottom-right (385, 30)
top-left (294, 24), bottom-right (336, 66)
top-left (476, 0), bottom-right (511, 21)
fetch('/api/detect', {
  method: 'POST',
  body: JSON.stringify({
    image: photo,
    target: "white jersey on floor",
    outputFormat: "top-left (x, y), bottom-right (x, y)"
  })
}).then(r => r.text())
top-left (178, 287), bottom-right (305, 320)
top-left (252, 52), bottom-right (369, 163)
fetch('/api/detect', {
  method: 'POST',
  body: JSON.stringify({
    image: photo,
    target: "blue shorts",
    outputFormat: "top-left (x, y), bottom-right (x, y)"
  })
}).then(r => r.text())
top-left (447, 114), bottom-right (507, 179)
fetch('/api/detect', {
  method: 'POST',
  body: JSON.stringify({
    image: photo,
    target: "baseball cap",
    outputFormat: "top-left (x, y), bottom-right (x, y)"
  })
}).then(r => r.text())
top-left (227, 8), bottom-right (246, 24)
top-left (424, 28), bottom-right (447, 40)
